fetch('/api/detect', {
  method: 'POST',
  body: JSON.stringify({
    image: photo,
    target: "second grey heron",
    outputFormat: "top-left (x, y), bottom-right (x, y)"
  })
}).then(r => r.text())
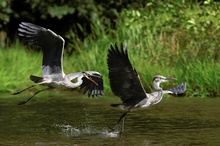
top-left (12, 22), bottom-right (104, 105)
top-left (107, 43), bottom-right (186, 133)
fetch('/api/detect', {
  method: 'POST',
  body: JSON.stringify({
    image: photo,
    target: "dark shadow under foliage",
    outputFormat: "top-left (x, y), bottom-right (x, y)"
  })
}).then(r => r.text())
top-left (2, 0), bottom-right (140, 46)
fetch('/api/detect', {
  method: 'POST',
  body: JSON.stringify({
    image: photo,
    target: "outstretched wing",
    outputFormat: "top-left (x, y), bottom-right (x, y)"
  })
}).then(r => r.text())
top-left (67, 72), bottom-right (104, 97)
top-left (168, 82), bottom-right (186, 95)
top-left (80, 73), bottom-right (104, 97)
top-left (18, 22), bottom-right (64, 76)
top-left (107, 43), bottom-right (147, 107)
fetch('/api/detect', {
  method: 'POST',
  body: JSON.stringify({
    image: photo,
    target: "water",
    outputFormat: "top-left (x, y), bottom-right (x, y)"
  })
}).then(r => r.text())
top-left (0, 93), bottom-right (220, 145)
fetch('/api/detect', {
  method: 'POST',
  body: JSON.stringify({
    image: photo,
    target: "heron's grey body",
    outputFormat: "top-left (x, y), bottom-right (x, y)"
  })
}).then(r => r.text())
top-left (31, 71), bottom-right (101, 89)
top-left (13, 22), bottom-right (104, 105)
top-left (111, 75), bottom-right (185, 111)
top-left (107, 43), bottom-right (186, 133)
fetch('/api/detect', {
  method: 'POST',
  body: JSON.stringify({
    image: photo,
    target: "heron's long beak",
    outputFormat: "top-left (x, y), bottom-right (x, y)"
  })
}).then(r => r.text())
top-left (165, 77), bottom-right (177, 81)
top-left (88, 77), bottom-right (98, 86)
top-left (83, 72), bottom-right (98, 86)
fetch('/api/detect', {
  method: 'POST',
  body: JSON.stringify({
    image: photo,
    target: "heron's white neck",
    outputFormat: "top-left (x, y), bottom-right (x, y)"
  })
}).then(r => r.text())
top-left (153, 81), bottom-right (163, 91)
top-left (66, 82), bottom-right (81, 88)
top-left (151, 81), bottom-right (164, 105)
top-left (64, 76), bottom-right (83, 88)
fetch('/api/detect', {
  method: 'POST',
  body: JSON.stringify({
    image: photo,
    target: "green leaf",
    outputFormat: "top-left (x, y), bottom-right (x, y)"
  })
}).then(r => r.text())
top-left (48, 5), bottom-right (75, 19)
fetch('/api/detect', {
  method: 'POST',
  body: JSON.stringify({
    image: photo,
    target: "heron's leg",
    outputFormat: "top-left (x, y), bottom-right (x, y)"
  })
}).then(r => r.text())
top-left (120, 116), bottom-right (126, 134)
top-left (12, 84), bottom-right (37, 95)
top-left (17, 87), bottom-right (52, 105)
top-left (108, 110), bottom-right (129, 132)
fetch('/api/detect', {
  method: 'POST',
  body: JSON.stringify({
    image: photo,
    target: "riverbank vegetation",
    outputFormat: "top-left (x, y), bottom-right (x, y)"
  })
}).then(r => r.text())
top-left (0, 1), bottom-right (219, 97)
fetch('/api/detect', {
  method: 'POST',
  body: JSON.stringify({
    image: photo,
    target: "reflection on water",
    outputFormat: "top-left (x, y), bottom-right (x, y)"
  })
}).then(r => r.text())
top-left (0, 93), bottom-right (220, 145)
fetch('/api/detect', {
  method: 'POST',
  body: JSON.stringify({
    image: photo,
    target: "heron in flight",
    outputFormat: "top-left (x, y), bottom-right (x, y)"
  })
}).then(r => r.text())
top-left (12, 22), bottom-right (104, 105)
top-left (107, 43), bottom-right (186, 133)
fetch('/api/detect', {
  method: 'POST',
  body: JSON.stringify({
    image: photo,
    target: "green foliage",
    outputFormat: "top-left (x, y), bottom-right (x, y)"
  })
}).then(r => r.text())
top-left (47, 5), bottom-right (75, 19)
top-left (67, 1), bottom-right (220, 97)
top-left (123, 1), bottom-right (220, 61)
top-left (0, 41), bottom-right (41, 92)
top-left (0, 0), bottom-right (11, 26)
top-left (0, 0), bottom-right (126, 42)
top-left (1, 1), bottom-right (220, 97)
top-left (180, 60), bottom-right (220, 97)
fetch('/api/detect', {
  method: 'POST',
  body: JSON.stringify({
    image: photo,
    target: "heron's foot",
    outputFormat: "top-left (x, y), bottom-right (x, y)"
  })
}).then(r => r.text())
top-left (17, 101), bottom-right (27, 105)
top-left (108, 125), bottom-right (114, 132)
top-left (108, 125), bottom-right (117, 132)
top-left (108, 125), bottom-right (124, 135)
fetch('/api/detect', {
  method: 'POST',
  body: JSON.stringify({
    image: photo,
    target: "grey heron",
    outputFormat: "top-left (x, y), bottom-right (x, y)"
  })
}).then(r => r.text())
top-left (12, 22), bottom-right (104, 105)
top-left (107, 43), bottom-right (186, 133)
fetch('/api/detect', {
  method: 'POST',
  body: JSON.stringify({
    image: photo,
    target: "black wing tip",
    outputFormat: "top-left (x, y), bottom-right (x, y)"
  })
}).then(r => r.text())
top-left (88, 90), bottom-right (104, 98)
top-left (18, 22), bottom-right (34, 30)
top-left (109, 42), bottom-right (128, 53)
top-left (19, 22), bottom-right (41, 28)
top-left (19, 22), bottom-right (31, 26)
top-left (18, 22), bottom-right (46, 33)
top-left (18, 22), bottom-right (37, 36)
top-left (87, 89), bottom-right (104, 98)
top-left (18, 22), bottom-right (28, 27)
top-left (107, 42), bottom-right (130, 67)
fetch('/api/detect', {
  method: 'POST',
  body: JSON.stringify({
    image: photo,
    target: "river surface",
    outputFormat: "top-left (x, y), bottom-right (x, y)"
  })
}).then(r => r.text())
top-left (0, 93), bottom-right (220, 146)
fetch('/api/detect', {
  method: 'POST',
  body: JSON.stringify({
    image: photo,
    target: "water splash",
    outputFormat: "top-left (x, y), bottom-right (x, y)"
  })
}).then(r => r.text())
top-left (51, 123), bottom-right (94, 137)
top-left (51, 123), bottom-right (120, 138)
top-left (51, 108), bottom-right (121, 137)
top-left (99, 131), bottom-right (121, 138)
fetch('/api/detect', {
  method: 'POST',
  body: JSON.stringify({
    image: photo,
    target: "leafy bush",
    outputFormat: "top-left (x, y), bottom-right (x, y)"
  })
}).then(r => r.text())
top-left (122, 1), bottom-right (220, 61)
top-left (67, 1), bottom-right (220, 97)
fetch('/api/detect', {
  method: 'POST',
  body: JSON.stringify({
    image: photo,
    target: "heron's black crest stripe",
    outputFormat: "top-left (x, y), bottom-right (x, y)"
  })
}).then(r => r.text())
top-left (107, 43), bottom-right (147, 107)
top-left (152, 76), bottom-right (157, 82)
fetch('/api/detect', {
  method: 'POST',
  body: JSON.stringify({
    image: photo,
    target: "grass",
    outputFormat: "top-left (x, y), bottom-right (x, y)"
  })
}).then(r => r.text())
top-left (0, 41), bottom-right (42, 93)
top-left (1, 1), bottom-right (220, 97)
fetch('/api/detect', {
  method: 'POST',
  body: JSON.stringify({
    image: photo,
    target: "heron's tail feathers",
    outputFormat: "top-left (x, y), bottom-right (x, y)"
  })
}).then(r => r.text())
top-left (30, 75), bottom-right (43, 83)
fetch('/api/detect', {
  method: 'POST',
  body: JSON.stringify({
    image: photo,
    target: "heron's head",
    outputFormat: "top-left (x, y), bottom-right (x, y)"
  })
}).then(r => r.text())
top-left (152, 75), bottom-right (176, 83)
